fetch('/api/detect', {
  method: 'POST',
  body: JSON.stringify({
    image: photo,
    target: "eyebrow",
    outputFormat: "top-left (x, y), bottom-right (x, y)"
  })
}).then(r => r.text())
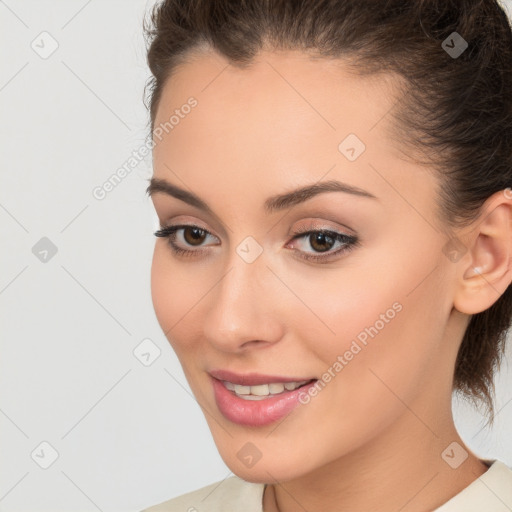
top-left (146, 177), bottom-right (376, 215)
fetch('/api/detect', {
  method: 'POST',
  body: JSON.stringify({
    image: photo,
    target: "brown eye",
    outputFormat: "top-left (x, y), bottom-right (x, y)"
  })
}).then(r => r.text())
top-left (308, 232), bottom-right (335, 253)
top-left (183, 226), bottom-right (207, 246)
top-left (153, 224), bottom-right (218, 257)
top-left (288, 228), bottom-right (359, 263)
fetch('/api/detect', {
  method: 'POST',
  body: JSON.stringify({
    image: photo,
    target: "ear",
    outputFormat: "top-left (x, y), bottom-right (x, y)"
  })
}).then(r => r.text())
top-left (453, 189), bottom-right (512, 315)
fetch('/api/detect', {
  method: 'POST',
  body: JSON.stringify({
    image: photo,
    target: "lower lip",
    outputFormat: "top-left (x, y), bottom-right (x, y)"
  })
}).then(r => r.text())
top-left (211, 377), bottom-right (317, 427)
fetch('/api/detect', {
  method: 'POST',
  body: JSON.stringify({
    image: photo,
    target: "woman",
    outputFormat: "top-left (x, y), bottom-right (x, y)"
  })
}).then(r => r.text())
top-left (141, 0), bottom-right (512, 510)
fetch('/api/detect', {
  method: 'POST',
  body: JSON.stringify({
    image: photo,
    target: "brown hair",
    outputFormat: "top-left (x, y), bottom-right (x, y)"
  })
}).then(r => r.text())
top-left (143, 0), bottom-right (512, 426)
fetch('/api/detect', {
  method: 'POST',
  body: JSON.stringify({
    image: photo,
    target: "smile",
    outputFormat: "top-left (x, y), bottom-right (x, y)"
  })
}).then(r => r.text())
top-left (209, 370), bottom-right (318, 426)
top-left (222, 380), bottom-right (312, 400)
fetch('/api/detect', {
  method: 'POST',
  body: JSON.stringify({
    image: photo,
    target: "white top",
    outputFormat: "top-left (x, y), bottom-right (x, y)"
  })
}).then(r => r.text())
top-left (142, 459), bottom-right (512, 512)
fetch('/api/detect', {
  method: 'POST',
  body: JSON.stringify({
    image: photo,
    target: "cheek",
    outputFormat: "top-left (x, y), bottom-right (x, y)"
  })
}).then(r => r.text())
top-left (150, 245), bottom-right (174, 331)
top-left (296, 246), bottom-right (449, 411)
top-left (280, 257), bottom-right (410, 362)
top-left (150, 244), bottom-right (200, 355)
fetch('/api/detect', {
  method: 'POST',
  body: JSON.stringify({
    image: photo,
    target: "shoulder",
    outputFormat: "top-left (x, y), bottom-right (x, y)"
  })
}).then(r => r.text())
top-left (435, 459), bottom-right (512, 511)
top-left (141, 475), bottom-right (265, 512)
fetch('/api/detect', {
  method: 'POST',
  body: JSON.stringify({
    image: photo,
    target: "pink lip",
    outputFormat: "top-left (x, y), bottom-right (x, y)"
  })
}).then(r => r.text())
top-left (209, 371), bottom-right (317, 427)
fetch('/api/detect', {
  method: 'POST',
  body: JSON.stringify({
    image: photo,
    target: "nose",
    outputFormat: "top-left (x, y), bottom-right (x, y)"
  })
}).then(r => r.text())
top-left (201, 251), bottom-right (285, 353)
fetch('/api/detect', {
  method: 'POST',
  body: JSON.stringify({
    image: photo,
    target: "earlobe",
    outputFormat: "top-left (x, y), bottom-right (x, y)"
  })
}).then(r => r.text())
top-left (453, 192), bottom-right (512, 315)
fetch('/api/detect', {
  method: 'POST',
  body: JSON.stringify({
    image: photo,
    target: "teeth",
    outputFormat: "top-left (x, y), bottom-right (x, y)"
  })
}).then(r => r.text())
top-left (224, 380), bottom-right (309, 399)
top-left (268, 383), bottom-right (285, 394)
top-left (239, 394), bottom-right (269, 401)
top-left (251, 384), bottom-right (269, 396)
top-left (233, 384), bottom-right (251, 395)
top-left (285, 380), bottom-right (307, 390)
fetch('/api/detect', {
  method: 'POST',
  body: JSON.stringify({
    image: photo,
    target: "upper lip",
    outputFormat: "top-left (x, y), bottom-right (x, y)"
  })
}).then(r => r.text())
top-left (209, 369), bottom-right (316, 386)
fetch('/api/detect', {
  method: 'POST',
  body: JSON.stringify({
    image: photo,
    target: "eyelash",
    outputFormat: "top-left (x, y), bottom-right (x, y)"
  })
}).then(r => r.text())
top-left (153, 224), bottom-right (359, 263)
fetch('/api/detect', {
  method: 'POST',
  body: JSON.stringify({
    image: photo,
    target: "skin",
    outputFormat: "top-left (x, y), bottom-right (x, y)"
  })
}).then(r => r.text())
top-left (149, 48), bottom-right (512, 511)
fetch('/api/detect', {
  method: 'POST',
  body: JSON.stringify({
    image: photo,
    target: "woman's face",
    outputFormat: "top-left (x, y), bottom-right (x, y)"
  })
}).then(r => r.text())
top-left (149, 49), bottom-right (463, 482)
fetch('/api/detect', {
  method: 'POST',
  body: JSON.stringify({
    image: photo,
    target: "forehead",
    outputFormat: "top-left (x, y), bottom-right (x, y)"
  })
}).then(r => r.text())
top-left (151, 48), bottom-right (433, 219)
top-left (153, 48), bottom-right (400, 141)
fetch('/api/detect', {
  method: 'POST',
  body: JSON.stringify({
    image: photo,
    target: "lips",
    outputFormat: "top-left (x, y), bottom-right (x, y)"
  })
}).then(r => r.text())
top-left (209, 369), bottom-right (318, 426)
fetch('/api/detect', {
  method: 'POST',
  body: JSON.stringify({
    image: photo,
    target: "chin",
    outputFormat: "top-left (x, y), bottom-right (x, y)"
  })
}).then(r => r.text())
top-left (213, 439), bottom-right (317, 484)
top-left (225, 458), bottom-right (302, 484)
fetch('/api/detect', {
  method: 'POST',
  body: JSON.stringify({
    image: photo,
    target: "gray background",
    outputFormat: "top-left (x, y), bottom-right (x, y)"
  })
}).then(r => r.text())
top-left (1, 1), bottom-right (511, 511)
